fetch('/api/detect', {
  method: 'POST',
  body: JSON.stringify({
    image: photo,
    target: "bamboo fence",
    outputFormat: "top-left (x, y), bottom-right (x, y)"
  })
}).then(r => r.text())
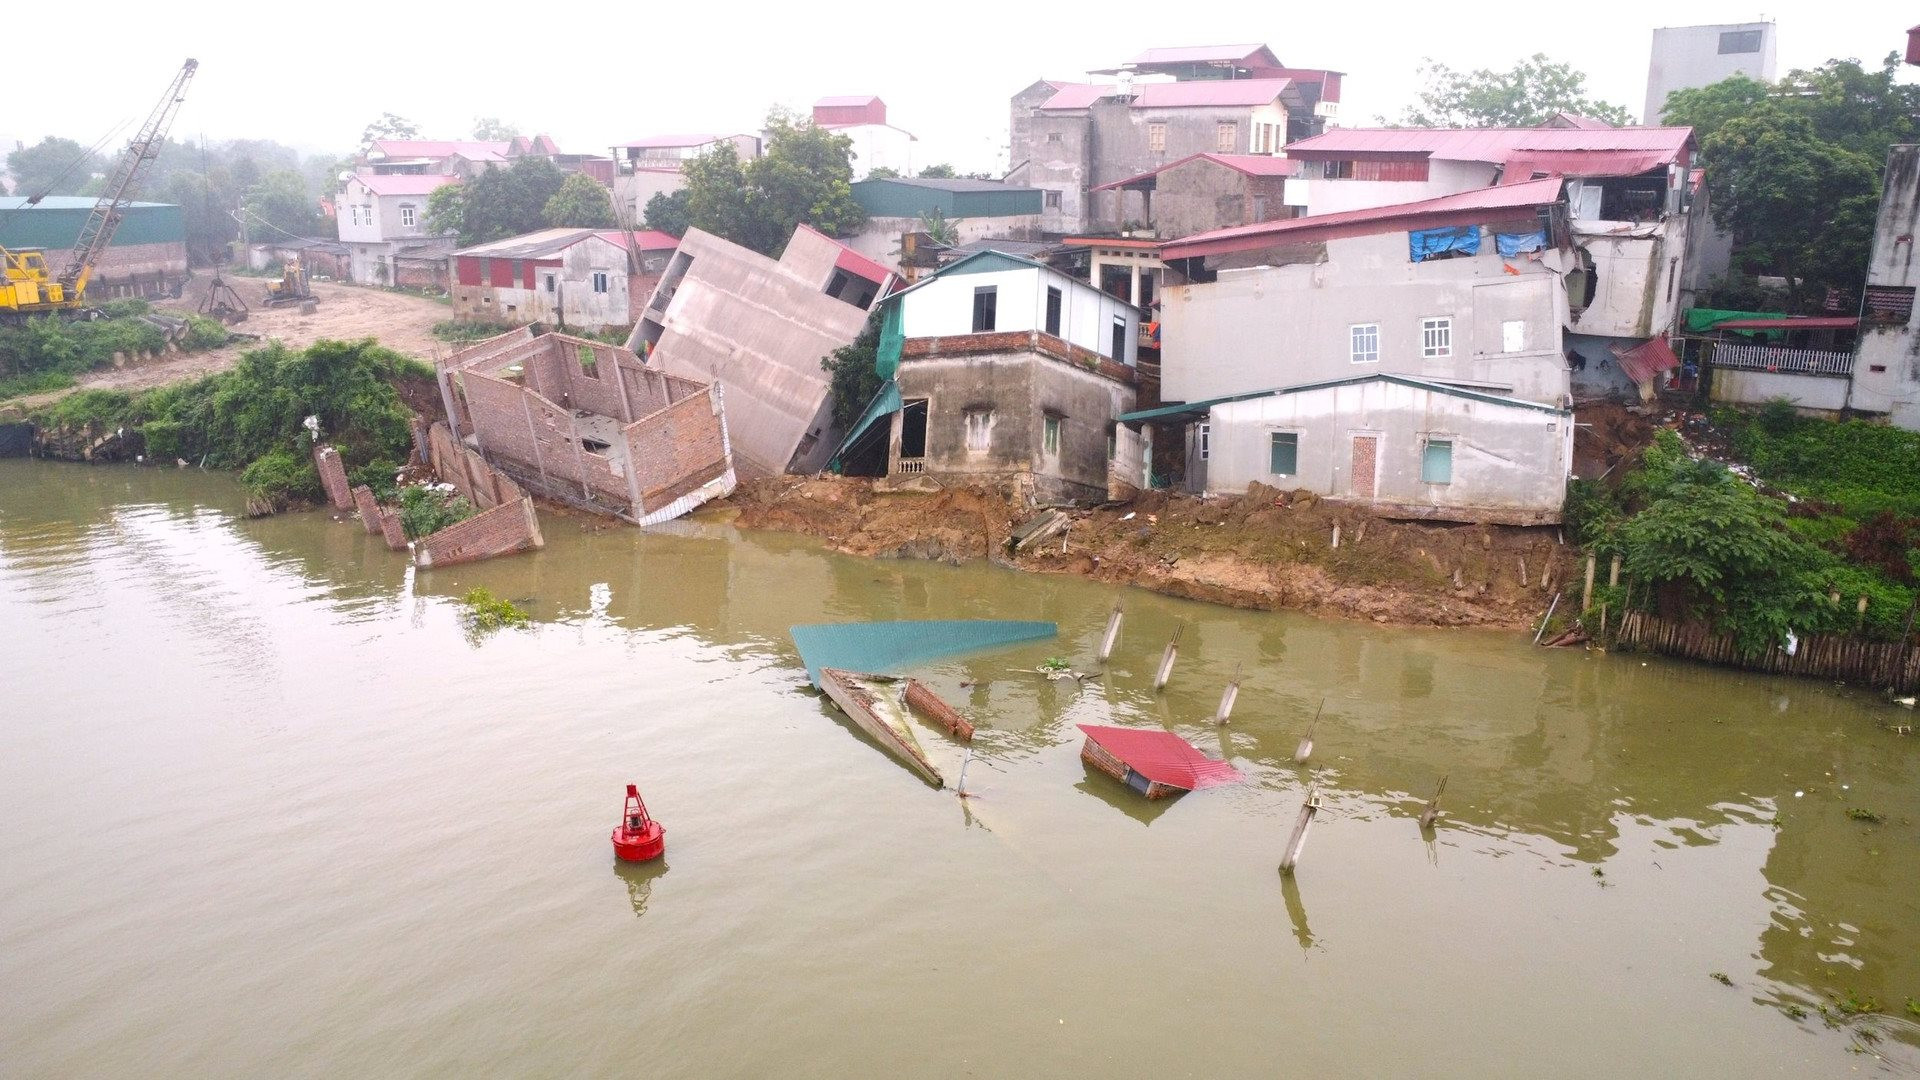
top-left (1614, 611), bottom-right (1920, 692)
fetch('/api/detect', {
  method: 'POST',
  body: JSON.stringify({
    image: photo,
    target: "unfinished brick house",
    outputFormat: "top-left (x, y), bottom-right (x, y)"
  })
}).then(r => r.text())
top-left (438, 327), bottom-right (735, 525)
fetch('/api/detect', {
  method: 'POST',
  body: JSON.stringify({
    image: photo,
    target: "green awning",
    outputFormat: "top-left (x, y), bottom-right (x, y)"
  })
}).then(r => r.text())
top-left (874, 302), bottom-right (905, 379)
top-left (1119, 392), bottom-right (1266, 424)
top-left (828, 379), bottom-right (901, 471)
top-left (1683, 307), bottom-right (1788, 333)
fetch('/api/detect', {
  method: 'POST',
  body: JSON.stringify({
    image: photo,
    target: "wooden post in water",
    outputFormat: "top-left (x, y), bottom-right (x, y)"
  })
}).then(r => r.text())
top-left (1582, 555), bottom-right (1596, 614)
top-left (1214, 663), bottom-right (1242, 725)
top-left (1418, 774), bottom-right (1449, 830)
top-left (956, 748), bottom-right (974, 799)
top-left (1154, 625), bottom-right (1182, 690)
top-left (1518, 555), bottom-right (1529, 588)
top-left (1097, 602), bottom-right (1124, 664)
top-left (1279, 785), bottom-right (1321, 876)
top-left (1294, 700), bottom-right (1324, 764)
top-left (1533, 592), bottom-right (1561, 645)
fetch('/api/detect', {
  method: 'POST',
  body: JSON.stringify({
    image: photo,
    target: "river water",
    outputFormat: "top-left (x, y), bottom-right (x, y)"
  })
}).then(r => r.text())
top-left (2, 458), bottom-right (1917, 1078)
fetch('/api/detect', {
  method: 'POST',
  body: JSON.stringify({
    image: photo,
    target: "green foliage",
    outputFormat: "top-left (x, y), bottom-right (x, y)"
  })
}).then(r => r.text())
top-left (432, 157), bottom-right (567, 245)
top-left (1393, 54), bottom-right (1633, 127)
top-left (919, 209), bottom-right (959, 246)
top-left (642, 189), bottom-right (692, 237)
top-left (917, 163), bottom-right (958, 179)
top-left (821, 311), bottom-right (883, 431)
top-left (0, 309), bottom-right (233, 401)
top-left (243, 169), bottom-right (321, 238)
top-left (1663, 56), bottom-right (1920, 308)
top-left (99, 298), bottom-right (151, 318)
top-left (183, 315), bottom-right (230, 350)
top-left (866, 166), bottom-right (902, 179)
top-left (239, 447), bottom-right (321, 502)
top-left (679, 110), bottom-right (867, 256)
top-left (6, 136), bottom-right (105, 196)
top-left (432, 319), bottom-right (511, 344)
top-left (459, 587), bottom-right (530, 634)
top-left (1717, 408), bottom-right (1920, 518)
top-left (359, 113), bottom-right (421, 153)
top-left (348, 458), bottom-right (403, 503)
top-left (399, 484), bottom-right (474, 539)
top-left (542, 172), bottom-right (618, 228)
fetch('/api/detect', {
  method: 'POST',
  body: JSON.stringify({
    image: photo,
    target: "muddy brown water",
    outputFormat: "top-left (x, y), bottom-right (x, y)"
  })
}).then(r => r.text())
top-left (3, 459), bottom-right (1917, 1078)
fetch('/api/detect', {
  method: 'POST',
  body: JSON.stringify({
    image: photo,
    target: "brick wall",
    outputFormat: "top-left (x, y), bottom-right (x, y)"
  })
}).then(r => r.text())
top-left (378, 507), bottom-right (407, 550)
top-left (628, 386), bottom-right (728, 511)
top-left (313, 445), bottom-right (354, 509)
top-left (352, 484), bottom-right (383, 533)
top-left (414, 497), bottom-right (544, 568)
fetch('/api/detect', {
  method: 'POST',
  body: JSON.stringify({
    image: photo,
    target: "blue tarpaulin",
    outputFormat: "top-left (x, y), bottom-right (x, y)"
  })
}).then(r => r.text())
top-left (791, 620), bottom-right (1058, 686)
top-left (1408, 226), bottom-right (1481, 262)
top-left (1495, 230), bottom-right (1546, 257)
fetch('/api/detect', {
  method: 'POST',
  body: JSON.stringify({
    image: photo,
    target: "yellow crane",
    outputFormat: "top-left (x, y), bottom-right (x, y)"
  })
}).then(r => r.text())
top-left (0, 59), bottom-right (198, 320)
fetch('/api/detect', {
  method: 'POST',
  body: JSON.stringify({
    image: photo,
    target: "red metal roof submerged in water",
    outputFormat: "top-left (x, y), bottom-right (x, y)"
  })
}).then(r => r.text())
top-left (1076, 725), bottom-right (1244, 790)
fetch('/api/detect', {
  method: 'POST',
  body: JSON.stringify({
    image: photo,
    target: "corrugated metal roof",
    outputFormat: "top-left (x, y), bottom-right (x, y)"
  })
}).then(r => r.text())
top-left (1710, 316), bottom-right (1858, 331)
top-left (1127, 44), bottom-right (1280, 66)
top-left (0, 196), bottom-right (171, 210)
top-left (1284, 126), bottom-right (1693, 164)
top-left (1161, 175), bottom-right (1564, 259)
top-left (1130, 78), bottom-right (1292, 109)
top-left (595, 229), bottom-right (680, 252)
top-left (1076, 725), bottom-right (1243, 791)
top-left (1613, 338), bottom-right (1680, 387)
top-left (455, 228), bottom-right (675, 259)
top-left (862, 177), bottom-right (1028, 193)
top-left (371, 140), bottom-right (509, 160)
top-left (1539, 111), bottom-right (1617, 130)
top-left (815, 95), bottom-right (881, 107)
top-left (352, 173), bottom-right (459, 196)
top-left (1037, 83), bottom-right (1119, 110)
top-left (1091, 152), bottom-right (1296, 191)
top-left (1500, 149), bottom-right (1679, 180)
top-left (615, 133), bottom-right (727, 149)
top-left (1118, 373), bottom-right (1570, 423)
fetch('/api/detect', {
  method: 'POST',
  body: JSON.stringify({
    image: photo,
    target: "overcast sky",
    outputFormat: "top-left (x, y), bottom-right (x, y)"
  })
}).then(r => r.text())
top-left (4, 0), bottom-right (1910, 177)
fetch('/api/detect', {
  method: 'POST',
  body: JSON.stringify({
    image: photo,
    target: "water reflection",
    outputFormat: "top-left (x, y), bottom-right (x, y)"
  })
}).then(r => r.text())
top-left (612, 859), bottom-right (670, 918)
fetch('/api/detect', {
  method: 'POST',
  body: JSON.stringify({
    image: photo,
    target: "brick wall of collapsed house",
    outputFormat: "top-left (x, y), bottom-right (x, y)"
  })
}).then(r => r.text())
top-left (629, 387), bottom-right (728, 512)
top-left (414, 498), bottom-right (543, 568)
top-left (313, 445), bottom-right (354, 509)
top-left (351, 485), bottom-right (383, 533)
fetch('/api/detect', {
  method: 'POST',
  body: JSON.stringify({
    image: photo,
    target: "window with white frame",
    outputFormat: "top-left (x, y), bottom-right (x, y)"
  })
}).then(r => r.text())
top-left (1350, 323), bottom-right (1380, 363)
top-left (1269, 432), bottom-right (1299, 475)
top-left (1043, 414), bottom-right (1062, 456)
top-left (1501, 319), bottom-right (1526, 352)
top-left (592, 271), bottom-right (610, 293)
top-left (1197, 422), bottom-right (1211, 461)
top-left (964, 409), bottom-right (993, 452)
top-left (399, 205), bottom-right (416, 228)
top-left (1420, 317), bottom-right (1452, 359)
top-left (1422, 438), bottom-right (1453, 484)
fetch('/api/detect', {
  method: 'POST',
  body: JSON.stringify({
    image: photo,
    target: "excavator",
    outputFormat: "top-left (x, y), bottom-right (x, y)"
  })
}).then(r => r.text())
top-left (263, 254), bottom-right (316, 308)
top-left (0, 59), bottom-right (198, 321)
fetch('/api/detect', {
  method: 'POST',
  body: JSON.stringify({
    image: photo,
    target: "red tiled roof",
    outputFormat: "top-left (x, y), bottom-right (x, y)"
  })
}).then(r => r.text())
top-left (1161, 175), bottom-right (1565, 259)
top-left (1285, 126), bottom-right (1693, 165)
top-left (1038, 83), bottom-right (1119, 110)
top-left (1130, 78), bottom-right (1292, 109)
top-left (1091, 152), bottom-right (1297, 192)
top-left (352, 172), bottom-right (459, 197)
top-left (1077, 725), bottom-right (1244, 791)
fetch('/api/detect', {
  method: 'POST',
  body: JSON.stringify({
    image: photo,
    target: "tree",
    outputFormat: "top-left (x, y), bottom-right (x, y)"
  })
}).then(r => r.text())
top-left (358, 113), bottom-right (421, 153)
top-left (6, 137), bottom-right (104, 196)
top-left (1664, 55), bottom-right (1920, 309)
top-left (430, 156), bottom-right (565, 245)
top-left (1393, 54), bottom-right (1634, 128)
top-left (471, 117), bottom-right (520, 141)
top-left (244, 170), bottom-right (320, 238)
top-left (542, 173), bottom-right (618, 228)
top-left (866, 166), bottom-right (903, 179)
top-left (677, 110), bottom-right (867, 256)
top-left (916, 163), bottom-right (957, 179)
top-left (821, 312), bottom-right (884, 431)
top-left (643, 189), bottom-right (693, 237)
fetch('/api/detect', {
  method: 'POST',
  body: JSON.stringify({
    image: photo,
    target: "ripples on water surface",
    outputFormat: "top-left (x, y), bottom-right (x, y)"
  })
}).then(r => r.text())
top-left (2, 460), bottom-right (1917, 1079)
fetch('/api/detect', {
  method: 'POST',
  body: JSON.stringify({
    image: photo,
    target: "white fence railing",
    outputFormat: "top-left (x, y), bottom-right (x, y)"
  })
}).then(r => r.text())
top-left (1713, 343), bottom-right (1853, 377)
top-left (895, 458), bottom-right (925, 475)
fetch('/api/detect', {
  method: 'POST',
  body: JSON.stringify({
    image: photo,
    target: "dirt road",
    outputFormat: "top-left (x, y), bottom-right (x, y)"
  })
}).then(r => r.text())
top-left (9, 278), bottom-right (450, 409)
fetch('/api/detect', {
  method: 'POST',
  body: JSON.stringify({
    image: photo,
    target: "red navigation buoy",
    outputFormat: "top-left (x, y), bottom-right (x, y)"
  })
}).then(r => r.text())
top-left (611, 783), bottom-right (666, 862)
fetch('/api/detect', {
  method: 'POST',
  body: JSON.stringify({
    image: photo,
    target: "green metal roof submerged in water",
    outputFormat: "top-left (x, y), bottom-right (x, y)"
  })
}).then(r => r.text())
top-left (790, 620), bottom-right (1058, 686)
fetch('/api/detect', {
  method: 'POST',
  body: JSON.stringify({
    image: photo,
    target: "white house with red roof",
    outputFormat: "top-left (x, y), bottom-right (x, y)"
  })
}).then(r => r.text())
top-left (336, 172), bottom-right (461, 286)
top-left (811, 96), bottom-right (916, 180)
top-left (449, 228), bottom-right (681, 331)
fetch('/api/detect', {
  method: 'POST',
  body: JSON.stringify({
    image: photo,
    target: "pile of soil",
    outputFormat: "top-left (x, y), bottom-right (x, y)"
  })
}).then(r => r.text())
top-left (721, 476), bottom-right (1583, 629)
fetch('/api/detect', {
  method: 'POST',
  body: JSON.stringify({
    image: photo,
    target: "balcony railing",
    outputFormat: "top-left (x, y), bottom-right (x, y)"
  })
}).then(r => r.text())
top-left (895, 457), bottom-right (926, 474)
top-left (1713, 343), bottom-right (1854, 377)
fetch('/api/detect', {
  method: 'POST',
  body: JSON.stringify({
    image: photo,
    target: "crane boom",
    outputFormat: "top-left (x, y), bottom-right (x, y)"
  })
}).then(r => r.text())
top-left (59, 58), bottom-right (198, 294)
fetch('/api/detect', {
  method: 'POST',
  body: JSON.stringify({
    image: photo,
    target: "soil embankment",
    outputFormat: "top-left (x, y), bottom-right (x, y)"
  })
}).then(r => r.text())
top-left (718, 475), bottom-right (1582, 629)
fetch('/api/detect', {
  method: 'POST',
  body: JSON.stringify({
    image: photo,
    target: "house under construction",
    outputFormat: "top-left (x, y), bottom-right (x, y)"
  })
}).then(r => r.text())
top-left (437, 327), bottom-right (735, 525)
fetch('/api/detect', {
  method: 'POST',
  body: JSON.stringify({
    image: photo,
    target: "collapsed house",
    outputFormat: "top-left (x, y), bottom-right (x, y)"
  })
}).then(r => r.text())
top-left (437, 328), bottom-right (735, 525)
top-left (628, 225), bottom-right (893, 477)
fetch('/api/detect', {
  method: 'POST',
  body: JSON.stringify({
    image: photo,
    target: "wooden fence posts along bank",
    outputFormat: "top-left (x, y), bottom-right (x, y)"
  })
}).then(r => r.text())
top-left (1613, 611), bottom-right (1920, 693)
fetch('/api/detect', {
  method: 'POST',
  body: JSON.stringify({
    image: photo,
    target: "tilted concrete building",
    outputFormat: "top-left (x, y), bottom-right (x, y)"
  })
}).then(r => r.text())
top-left (438, 328), bottom-right (735, 525)
top-left (1851, 144), bottom-right (1920, 430)
top-left (629, 225), bottom-right (894, 476)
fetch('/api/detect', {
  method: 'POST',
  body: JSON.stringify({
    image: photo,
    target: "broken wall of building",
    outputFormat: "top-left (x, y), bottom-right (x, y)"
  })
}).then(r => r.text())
top-left (1851, 145), bottom-right (1920, 429)
top-left (1009, 87), bottom-right (1095, 234)
top-left (415, 498), bottom-right (545, 568)
top-left (627, 386), bottom-right (731, 514)
top-left (1149, 161), bottom-right (1292, 240)
top-left (1086, 102), bottom-right (1288, 230)
top-left (313, 445), bottom-right (354, 509)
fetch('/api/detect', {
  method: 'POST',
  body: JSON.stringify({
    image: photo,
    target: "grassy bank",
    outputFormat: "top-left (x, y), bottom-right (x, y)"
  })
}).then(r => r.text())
top-left (0, 300), bottom-right (229, 400)
top-left (28, 337), bottom-right (426, 510)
